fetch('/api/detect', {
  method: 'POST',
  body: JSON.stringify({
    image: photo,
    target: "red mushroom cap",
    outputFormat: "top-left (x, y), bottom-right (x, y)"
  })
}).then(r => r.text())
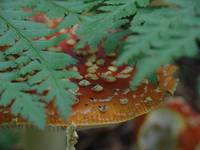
top-left (134, 97), bottom-right (200, 150)
top-left (0, 21), bottom-right (178, 128)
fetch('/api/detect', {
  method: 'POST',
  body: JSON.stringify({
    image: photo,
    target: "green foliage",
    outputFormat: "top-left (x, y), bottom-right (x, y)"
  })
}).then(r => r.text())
top-left (0, 0), bottom-right (199, 128)
top-left (0, 0), bottom-right (151, 128)
top-left (0, 0), bottom-right (79, 128)
top-left (117, 0), bottom-right (200, 87)
top-left (76, 0), bottom-right (149, 48)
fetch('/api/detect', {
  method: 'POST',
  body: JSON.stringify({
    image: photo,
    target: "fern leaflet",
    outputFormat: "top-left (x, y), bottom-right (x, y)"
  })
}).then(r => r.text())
top-left (117, 0), bottom-right (200, 87)
top-left (0, 0), bottom-right (79, 128)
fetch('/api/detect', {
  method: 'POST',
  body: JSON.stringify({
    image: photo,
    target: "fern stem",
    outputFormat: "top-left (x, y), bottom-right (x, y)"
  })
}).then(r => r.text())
top-left (66, 124), bottom-right (78, 150)
top-left (0, 15), bottom-right (55, 75)
top-left (0, 14), bottom-right (69, 104)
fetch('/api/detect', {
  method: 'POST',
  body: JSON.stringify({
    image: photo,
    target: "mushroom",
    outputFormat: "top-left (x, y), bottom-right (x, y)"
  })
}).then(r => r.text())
top-left (0, 44), bottom-right (178, 150)
top-left (167, 97), bottom-right (200, 150)
top-left (0, 24), bottom-right (178, 149)
top-left (134, 97), bottom-right (200, 150)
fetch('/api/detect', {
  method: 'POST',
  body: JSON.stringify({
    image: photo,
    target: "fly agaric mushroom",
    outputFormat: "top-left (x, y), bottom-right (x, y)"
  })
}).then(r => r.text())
top-left (167, 97), bottom-right (200, 150)
top-left (0, 43), bottom-right (178, 129)
top-left (134, 97), bottom-right (200, 150)
top-left (0, 22), bottom-right (178, 149)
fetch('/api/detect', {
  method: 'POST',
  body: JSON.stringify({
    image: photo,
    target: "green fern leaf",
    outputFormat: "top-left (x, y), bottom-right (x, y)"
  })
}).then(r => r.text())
top-left (0, 80), bottom-right (45, 128)
top-left (117, 0), bottom-right (200, 87)
top-left (0, 1), bottom-right (79, 128)
top-left (75, 0), bottom-right (149, 49)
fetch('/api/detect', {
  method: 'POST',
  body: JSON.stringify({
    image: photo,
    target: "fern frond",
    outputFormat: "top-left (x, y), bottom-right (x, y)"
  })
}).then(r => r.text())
top-left (117, 0), bottom-right (200, 87)
top-left (0, 0), bottom-right (79, 128)
top-left (73, 0), bottom-right (149, 49)
top-left (104, 30), bottom-right (131, 54)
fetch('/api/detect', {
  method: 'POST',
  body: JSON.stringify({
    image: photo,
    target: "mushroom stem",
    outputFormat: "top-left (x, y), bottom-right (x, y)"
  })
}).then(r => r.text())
top-left (66, 124), bottom-right (78, 150)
